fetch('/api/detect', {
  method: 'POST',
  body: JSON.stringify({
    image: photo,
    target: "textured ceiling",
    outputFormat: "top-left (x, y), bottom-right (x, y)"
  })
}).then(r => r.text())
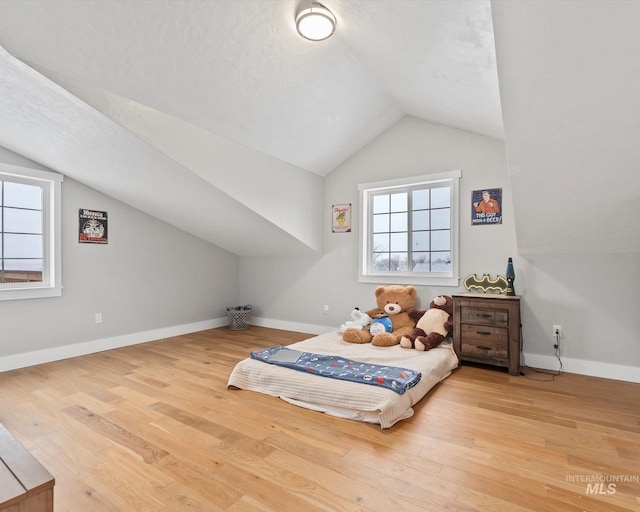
top-left (0, 0), bottom-right (502, 175)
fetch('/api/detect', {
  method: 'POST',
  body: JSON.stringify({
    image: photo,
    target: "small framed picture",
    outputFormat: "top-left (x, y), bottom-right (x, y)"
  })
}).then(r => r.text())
top-left (332, 203), bottom-right (351, 233)
top-left (79, 209), bottom-right (108, 243)
top-left (471, 188), bottom-right (502, 225)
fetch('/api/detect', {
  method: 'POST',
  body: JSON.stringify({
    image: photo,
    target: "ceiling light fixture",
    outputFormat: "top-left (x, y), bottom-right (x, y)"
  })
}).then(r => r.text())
top-left (295, 2), bottom-right (336, 42)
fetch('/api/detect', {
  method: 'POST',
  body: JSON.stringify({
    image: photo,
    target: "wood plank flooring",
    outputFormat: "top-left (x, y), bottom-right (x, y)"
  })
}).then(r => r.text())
top-left (0, 326), bottom-right (638, 511)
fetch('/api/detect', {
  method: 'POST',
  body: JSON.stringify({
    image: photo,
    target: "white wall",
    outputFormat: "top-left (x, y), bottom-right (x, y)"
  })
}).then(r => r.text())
top-left (240, 116), bottom-right (640, 382)
top-left (4, 114), bottom-right (638, 382)
top-left (0, 146), bottom-right (238, 368)
top-left (240, 116), bottom-right (517, 329)
top-left (517, 254), bottom-right (640, 378)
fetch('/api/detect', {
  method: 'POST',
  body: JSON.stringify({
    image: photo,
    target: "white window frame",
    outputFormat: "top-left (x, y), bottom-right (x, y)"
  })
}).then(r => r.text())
top-left (0, 163), bottom-right (63, 301)
top-left (358, 170), bottom-right (461, 286)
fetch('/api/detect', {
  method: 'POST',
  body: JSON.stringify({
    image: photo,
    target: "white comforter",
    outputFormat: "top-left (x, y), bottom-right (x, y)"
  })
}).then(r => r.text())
top-left (227, 330), bottom-right (459, 428)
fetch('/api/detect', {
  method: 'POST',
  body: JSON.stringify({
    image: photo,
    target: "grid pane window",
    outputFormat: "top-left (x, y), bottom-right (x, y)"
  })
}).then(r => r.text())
top-left (1, 180), bottom-right (44, 283)
top-left (0, 166), bottom-right (62, 299)
top-left (370, 185), bottom-right (451, 273)
top-left (360, 171), bottom-right (460, 286)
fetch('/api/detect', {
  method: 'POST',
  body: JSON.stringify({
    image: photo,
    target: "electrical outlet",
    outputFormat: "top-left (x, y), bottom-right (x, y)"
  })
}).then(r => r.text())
top-left (95, 313), bottom-right (103, 324)
top-left (323, 305), bottom-right (329, 314)
top-left (552, 324), bottom-right (562, 339)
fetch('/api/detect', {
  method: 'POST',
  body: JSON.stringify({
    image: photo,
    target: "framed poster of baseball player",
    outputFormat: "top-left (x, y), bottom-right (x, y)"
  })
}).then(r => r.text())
top-left (471, 188), bottom-right (502, 225)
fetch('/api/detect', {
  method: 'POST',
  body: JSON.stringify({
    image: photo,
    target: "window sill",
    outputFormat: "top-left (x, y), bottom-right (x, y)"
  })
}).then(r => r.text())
top-left (358, 274), bottom-right (460, 287)
top-left (0, 286), bottom-right (62, 301)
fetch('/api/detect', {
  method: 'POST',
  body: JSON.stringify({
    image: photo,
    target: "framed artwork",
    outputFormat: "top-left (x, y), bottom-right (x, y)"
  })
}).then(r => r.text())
top-left (79, 209), bottom-right (108, 244)
top-left (332, 203), bottom-right (351, 233)
top-left (471, 188), bottom-right (502, 225)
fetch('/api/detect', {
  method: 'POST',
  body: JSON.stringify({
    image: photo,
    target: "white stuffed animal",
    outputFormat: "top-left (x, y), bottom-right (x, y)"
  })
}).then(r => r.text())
top-left (339, 308), bottom-right (372, 334)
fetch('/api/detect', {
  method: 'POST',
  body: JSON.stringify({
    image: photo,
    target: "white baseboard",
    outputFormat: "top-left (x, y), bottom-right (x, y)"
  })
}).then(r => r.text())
top-left (0, 317), bottom-right (228, 372)
top-left (523, 352), bottom-right (640, 384)
top-left (0, 316), bottom-right (331, 373)
top-left (249, 316), bottom-right (334, 336)
top-left (3, 319), bottom-right (637, 385)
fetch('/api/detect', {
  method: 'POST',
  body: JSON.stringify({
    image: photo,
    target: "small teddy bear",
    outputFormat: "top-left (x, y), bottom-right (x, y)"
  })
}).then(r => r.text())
top-left (338, 308), bottom-right (372, 334)
top-left (400, 295), bottom-right (454, 351)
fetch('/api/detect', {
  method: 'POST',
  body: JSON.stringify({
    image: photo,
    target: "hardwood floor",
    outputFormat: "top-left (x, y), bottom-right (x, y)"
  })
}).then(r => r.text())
top-left (0, 326), bottom-right (638, 511)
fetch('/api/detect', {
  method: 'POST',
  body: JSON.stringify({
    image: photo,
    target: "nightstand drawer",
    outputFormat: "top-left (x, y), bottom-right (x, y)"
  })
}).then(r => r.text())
top-left (461, 307), bottom-right (508, 326)
top-left (453, 294), bottom-right (521, 375)
top-left (460, 324), bottom-right (508, 360)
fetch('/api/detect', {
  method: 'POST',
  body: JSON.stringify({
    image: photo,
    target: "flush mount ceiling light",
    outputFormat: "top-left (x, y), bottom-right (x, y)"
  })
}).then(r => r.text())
top-left (295, 2), bottom-right (336, 41)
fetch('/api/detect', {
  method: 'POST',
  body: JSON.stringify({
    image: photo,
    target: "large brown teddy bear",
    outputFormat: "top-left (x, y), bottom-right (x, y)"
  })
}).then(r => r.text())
top-left (343, 285), bottom-right (417, 347)
top-left (400, 295), bottom-right (453, 351)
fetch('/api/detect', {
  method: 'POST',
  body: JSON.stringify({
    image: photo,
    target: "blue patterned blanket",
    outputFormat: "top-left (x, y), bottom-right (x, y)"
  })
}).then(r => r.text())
top-left (250, 345), bottom-right (421, 394)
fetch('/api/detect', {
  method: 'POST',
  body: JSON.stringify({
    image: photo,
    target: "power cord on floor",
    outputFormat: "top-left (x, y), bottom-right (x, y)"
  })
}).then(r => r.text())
top-left (520, 326), bottom-right (564, 382)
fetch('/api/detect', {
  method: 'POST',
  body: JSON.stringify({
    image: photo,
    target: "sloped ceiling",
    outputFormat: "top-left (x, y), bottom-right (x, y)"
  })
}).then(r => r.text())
top-left (492, 0), bottom-right (640, 254)
top-left (0, 0), bottom-right (637, 256)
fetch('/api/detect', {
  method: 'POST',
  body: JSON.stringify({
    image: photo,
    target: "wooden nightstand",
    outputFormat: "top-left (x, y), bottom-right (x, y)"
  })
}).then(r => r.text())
top-left (452, 293), bottom-right (521, 375)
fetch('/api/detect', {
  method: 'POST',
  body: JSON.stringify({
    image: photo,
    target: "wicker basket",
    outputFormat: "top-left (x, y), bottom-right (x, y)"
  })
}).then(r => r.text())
top-left (227, 309), bottom-right (251, 330)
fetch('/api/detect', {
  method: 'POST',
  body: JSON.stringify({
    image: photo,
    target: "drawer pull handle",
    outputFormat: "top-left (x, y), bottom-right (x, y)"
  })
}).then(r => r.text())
top-left (477, 313), bottom-right (492, 318)
top-left (477, 331), bottom-right (492, 336)
top-left (477, 345), bottom-right (492, 350)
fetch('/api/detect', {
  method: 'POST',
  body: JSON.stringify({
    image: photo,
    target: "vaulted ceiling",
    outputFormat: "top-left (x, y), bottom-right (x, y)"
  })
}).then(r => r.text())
top-left (0, 0), bottom-right (638, 255)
